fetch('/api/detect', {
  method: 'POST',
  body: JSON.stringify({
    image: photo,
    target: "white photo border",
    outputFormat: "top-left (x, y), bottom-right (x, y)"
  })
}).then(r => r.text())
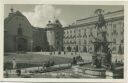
top-left (0, 1), bottom-right (128, 83)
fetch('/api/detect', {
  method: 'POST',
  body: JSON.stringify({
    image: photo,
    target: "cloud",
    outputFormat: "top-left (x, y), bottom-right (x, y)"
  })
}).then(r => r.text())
top-left (23, 5), bottom-right (67, 28)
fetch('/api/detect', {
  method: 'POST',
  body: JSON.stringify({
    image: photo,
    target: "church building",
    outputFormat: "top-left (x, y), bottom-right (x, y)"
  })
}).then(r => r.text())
top-left (4, 8), bottom-right (34, 52)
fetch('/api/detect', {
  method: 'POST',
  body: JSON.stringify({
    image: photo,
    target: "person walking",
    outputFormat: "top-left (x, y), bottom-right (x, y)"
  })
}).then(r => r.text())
top-left (12, 57), bottom-right (16, 69)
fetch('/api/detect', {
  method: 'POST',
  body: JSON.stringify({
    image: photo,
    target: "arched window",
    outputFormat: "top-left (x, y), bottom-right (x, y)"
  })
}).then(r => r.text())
top-left (18, 28), bottom-right (23, 35)
top-left (17, 24), bottom-right (23, 35)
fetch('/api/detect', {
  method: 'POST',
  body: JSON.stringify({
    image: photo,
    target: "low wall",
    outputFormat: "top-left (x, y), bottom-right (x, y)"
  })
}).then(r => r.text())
top-left (26, 52), bottom-right (92, 62)
top-left (5, 52), bottom-right (123, 63)
top-left (26, 52), bottom-right (123, 63)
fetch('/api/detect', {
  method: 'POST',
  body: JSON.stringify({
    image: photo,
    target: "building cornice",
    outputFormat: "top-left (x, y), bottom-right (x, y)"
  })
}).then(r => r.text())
top-left (63, 10), bottom-right (124, 30)
top-left (63, 16), bottom-right (123, 30)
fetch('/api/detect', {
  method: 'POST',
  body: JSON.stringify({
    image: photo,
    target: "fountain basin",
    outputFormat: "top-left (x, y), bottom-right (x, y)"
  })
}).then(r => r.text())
top-left (83, 68), bottom-right (106, 78)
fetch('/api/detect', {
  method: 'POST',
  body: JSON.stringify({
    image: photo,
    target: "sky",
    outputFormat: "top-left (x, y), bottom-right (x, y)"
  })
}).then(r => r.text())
top-left (4, 4), bottom-right (123, 28)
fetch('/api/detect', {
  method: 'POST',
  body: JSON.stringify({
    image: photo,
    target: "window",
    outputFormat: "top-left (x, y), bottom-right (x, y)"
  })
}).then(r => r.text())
top-left (79, 40), bottom-right (81, 44)
top-left (106, 32), bottom-right (109, 36)
top-left (70, 30), bottom-right (72, 33)
top-left (121, 31), bottom-right (124, 35)
top-left (113, 30), bottom-right (117, 35)
top-left (17, 24), bottom-right (23, 35)
top-left (117, 32), bottom-right (118, 35)
top-left (109, 22), bottom-right (112, 26)
top-left (121, 39), bottom-right (124, 43)
top-left (84, 29), bottom-right (86, 32)
top-left (16, 17), bottom-right (18, 20)
top-left (89, 40), bottom-right (92, 44)
top-left (18, 28), bottom-right (23, 35)
top-left (56, 31), bottom-right (59, 35)
top-left (74, 30), bottom-right (75, 33)
top-left (79, 29), bottom-right (81, 33)
top-left (90, 47), bottom-right (92, 51)
top-left (112, 46), bottom-right (116, 51)
top-left (113, 24), bottom-right (116, 29)
top-left (84, 40), bottom-right (86, 44)
top-left (113, 39), bottom-right (116, 43)
top-left (118, 21), bottom-right (122, 25)
top-left (106, 22), bottom-right (108, 26)
top-left (67, 30), bottom-right (68, 34)
top-left (57, 41), bottom-right (59, 45)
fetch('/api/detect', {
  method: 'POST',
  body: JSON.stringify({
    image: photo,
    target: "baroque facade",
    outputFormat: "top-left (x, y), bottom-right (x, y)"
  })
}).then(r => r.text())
top-left (4, 9), bottom-right (34, 52)
top-left (63, 10), bottom-right (124, 54)
top-left (46, 19), bottom-right (64, 52)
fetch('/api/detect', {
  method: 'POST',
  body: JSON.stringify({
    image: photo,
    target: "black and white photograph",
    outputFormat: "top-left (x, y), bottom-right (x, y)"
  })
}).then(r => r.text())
top-left (4, 4), bottom-right (124, 79)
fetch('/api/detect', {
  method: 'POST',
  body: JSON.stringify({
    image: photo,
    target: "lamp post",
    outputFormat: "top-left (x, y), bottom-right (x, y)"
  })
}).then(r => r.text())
top-left (30, 40), bottom-right (33, 52)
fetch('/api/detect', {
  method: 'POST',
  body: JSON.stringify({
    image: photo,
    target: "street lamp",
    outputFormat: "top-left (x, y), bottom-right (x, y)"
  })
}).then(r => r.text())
top-left (30, 40), bottom-right (33, 52)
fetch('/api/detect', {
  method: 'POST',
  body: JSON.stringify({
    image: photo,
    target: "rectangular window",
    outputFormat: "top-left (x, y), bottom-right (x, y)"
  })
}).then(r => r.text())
top-left (84, 29), bottom-right (86, 33)
top-left (121, 39), bottom-right (124, 43)
top-left (79, 29), bottom-right (81, 33)
top-left (113, 30), bottom-right (117, 34)
top-left (112, 46), bottom-right (116, 51)
top-left (67, 30), bottom-right (68, 34)
top-left (113, 39), bottom-right (116, 43)
top-left (121, 31), bottom-right (123, 35)
top-left (70, 30), bottom-right (72, 33)
top-left (113, 24), bottom-right (116, 29)
top-left (74, 30), bottom-right (75, 33)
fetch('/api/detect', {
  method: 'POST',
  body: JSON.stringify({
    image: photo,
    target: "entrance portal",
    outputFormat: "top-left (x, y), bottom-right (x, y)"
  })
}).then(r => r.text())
top-left (17, 38), bottom-right (27, 52)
